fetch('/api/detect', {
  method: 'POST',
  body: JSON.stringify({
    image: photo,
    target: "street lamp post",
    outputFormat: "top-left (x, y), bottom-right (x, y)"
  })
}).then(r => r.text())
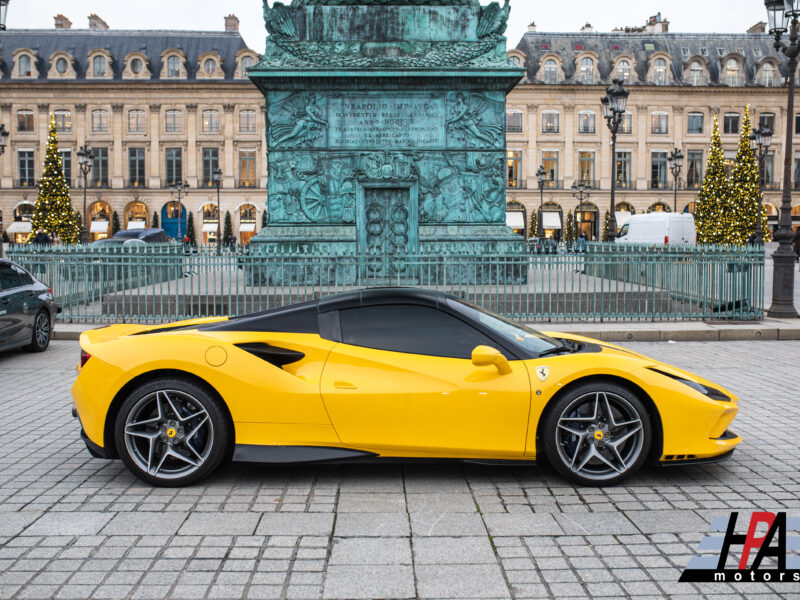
top-left (536, 165), bottom-right (546, 238)
top-left (601, 78), bottom-right (629, 240)
top-left (750, 125), bottom-right (773, 245)
top-left (763, 0), bottom-right (799, 318)
top-left (0, 0), bottom-right (9, 256)
top-left (571, 181), bottom-right (591, 242)
top-left (667, 148), bottom-right (684, 214)
top-left (169, 181), bottom-right (190, 241)
top-left (76, 146), bottom-right (94, 245)
top-left (212, 167), bottom-right (223, 254)
top-left (0, 0), bottom-right (9, 31)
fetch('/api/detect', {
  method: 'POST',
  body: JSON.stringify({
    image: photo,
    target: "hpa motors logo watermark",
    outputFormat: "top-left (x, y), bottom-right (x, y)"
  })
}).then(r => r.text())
top-left (680, 512), bottom-right (800, 583)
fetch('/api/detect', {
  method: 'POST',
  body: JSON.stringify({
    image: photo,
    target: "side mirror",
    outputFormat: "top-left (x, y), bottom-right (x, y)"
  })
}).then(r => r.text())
top-left (471, 345), bottom-right (512, 375)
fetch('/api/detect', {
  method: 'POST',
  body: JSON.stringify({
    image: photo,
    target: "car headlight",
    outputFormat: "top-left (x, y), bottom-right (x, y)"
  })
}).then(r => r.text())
top-left (648, 368), bottom-right (731, 402)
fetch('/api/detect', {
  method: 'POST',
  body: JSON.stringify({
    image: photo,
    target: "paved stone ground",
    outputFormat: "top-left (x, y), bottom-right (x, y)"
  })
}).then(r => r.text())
top-left (0, 340), bottom-right (799, 600)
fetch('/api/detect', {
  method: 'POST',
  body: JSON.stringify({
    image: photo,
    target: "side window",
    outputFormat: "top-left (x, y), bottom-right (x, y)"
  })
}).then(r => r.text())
top-left (13, 266), bottom-right (33, 286)
top-left (0, 264), bottom-right (22, 290)
top-left (339, 304), bottom-right (496, 359)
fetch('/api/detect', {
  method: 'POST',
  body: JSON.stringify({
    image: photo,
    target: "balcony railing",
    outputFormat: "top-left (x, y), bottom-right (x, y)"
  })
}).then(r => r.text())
top-left (650, 180), bottom-right (672, 190)
top-left (760, 181), bottom-right (781, 191)
top-left (541, 179), bottom-right (563, 190)
top-left (686, 180), bottom-right (702, 190)
top-left (237, 180), bottom-right (258, 189)
top-left (162, 179), bottom-right (184, 189)
top-left (615, 180), bottom-right (634, 190)
top-left (507, 179), bottom-right (528, 189)
top-left (126, 180), bottom-right (148, 189)
top-left (198, 180), bottom-right (217, 189)
top-left (575, 180), bottom-right (600, 190)
top-left (14, 179), bottom-right (37, 188)
top-left (89, 180), bottom-right (111, 189)
top-left (507, 124), bottom-right (523, 133)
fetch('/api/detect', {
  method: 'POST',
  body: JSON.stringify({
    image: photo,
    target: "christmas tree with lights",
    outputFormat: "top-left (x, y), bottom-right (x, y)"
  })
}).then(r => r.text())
top-left (695, 116), bottom-right (732, 245)
top-left (528, 212), bottom-right (538, 239)
top-left (30, 116), bottom-right (81, 244)
top-left (730, 106), bottom-right (770, 243)
top-left (564, 211), bottom-right (575, 244)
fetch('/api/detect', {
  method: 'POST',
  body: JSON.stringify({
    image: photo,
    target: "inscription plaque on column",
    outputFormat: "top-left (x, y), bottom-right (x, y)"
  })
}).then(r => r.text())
top-left (329, 95), bottom-right (445, 149)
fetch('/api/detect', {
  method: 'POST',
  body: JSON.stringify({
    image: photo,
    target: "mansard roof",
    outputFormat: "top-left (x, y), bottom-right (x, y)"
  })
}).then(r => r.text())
top-left (0, 29), bottom-right (253, 82)
top-left (515, 31), bottom-right (785, 86)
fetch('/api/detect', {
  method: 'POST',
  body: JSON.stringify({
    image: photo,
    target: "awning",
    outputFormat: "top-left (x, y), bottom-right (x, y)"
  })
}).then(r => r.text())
top-left (505, 211), bottom-right (525, 229)
top-left (542, 212), bottom-right (562, 229)
top-left (615, 211), bottom-right (633, 227)
top-left (239, 222), bottom-right (256, 233)
top-left (127, 220), bottom-right (146, 230)
top-left (202, 223), bottom-right (218, 233)
top-left (6, 221), bottom-right (32, 233)
top-left (90, 220), bottom-right (109, 233)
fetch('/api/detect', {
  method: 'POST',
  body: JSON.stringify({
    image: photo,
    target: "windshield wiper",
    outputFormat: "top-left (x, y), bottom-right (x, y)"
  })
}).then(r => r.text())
top-left (537, 345), bottom-right (572, 358)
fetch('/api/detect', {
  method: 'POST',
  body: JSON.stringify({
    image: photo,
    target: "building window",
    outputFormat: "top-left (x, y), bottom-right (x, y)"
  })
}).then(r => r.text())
top-left (56, 57), bottom-right (69, 75)
top-left (543, 59), bottom-right (558, 84)
top-left (689, 60), bottom-right (704, 86)
top-left (239, 150), bottom-right (257, 188)
top-left (507, 151), bottom-right (522, 188)
top-left (687, 112), bottom-right (704, 134)
top-left (651, 151), bottom-right (668, 189)
top-left (128, 110), bottom-right (146, 133)
top-left (239, 204), bottom-right (257, 244)
top-left (91, 148), bottom-right (109, 187)
top-left (16, 110), bottom-right (34, 132)
top-left (653, 58), bottom-right (667, 85)
top-left (578, 152), bottom-right (594, 186)
top-left (651, 112), bottom-right (668, 134)
top-left (796, 114), bottom-right (800, 135)
top-left (241, 55), bottom-right (255, 71)
top-left (723, 113), bottom-right (740, 134)
top-left (615, 151), bottom-right (631, 188)
top-left (130, 58), bottom-right (144, 75)
top-left (580, 57), bottom-right (594, 84)
top-left (60, 149), bottom-right (72, 186)
top-left (506, 111), bottom-right (523, 133)
top-left (617, 59), bottom-right (631, 84)
top-left (19, 55), bottom-right (32, 77)
top-left (203, 58), bottom-right (217, 76)
top-left (165, 148), bottom-right (183, 186)
top-left (167, 55), bottom-right (181, 78)
top-left (726, 58), bottom-right (741, 86)
top-left (619, 112), bottom-right (632, 134)
top-left (760, 152), bottom-right (775, 187)
top-left (542, 111), bottom-right (559, 134)
top-left (91, 109), bottom-right (109, 133)
top-left (202, 110), bottom-right (220, 134)
top-left (93, 56), bottom-right (107, 77)
top-left (18, 150), bottom-right (35, 186)
top-left (239, 110), bottom-right (257, 133)
top-left (165, 110), bottom-right (183, 133)
top-left (759, 112), bottom-right (775, 132)
top-left (202, 148), bottom-right (219, 187)
top-left (542, 151), bottom-right (558, 186)
top-left (762, 62), bottom-right (776, 86)
top-left (578, 111), bottom-right (595, 134)
top-left (687, 150), bottom-right (703, 189)
top-left (53, 110), bottom-right (72, 133)
top-left (128, 148), bottom-right (146, 187)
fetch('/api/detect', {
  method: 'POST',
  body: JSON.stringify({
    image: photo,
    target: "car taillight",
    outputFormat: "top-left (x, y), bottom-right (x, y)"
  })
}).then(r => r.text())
top-left (80, 350), bottom-right (92, 368)
top-left (49, 288), bottom-right (53, 295)
top-left (664, 236), bottom-right (669, 246)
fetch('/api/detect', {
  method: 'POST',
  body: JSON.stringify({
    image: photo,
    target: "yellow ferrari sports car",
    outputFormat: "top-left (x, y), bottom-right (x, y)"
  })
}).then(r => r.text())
top-left (72, 288), bottom-right (741, 487)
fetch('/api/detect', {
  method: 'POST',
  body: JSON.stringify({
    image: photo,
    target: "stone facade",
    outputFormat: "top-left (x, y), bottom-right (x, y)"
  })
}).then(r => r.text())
top-left (504, 16), bottom-right (800, 240)
top-left (0, 17), bottom-right (264, 244)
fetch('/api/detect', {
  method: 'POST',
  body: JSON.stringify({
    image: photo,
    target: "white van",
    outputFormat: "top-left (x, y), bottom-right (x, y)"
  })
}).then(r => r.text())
top-left (615, 213), bottom-right (696, 246)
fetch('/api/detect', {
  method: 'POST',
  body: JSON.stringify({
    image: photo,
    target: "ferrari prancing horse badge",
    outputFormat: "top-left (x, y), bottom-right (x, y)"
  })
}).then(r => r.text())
top-left (535, 366), bottom-right (550, 382)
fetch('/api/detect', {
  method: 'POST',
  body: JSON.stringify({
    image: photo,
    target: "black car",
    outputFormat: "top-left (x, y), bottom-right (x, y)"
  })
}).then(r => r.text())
top-left (0, 259), bottom-right (60, 353)
top-left (90, 228), bottom-right (171, 247)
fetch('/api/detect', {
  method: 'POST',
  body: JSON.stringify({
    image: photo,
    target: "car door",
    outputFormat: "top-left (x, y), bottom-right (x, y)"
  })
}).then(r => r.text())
top-left (0, 263), bottom-right (24, 345)
top-left (320, 304), bottom-right (532, 457)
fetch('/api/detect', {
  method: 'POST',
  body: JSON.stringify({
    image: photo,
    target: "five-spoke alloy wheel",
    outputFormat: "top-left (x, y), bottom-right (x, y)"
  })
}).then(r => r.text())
top-left (542, 382), bottom-right (651, 486)
top-left (114, 378), bottom-right (231, 487)
top-left (25, 310), bottom-right (51, 353)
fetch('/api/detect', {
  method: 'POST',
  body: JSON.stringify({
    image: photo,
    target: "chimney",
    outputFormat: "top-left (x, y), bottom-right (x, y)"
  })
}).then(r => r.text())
top-left (580, 22), bottom-right (593, 33)
top-left (645, 12), bottom-right (669, 33)
top-left (527, 21), bottom-right (536, 32)
top-left (54, 14), bottom-right (73, 30)
top-left (88, 14), bottom-right (109, 31)
top-left (748, 21), bottom-right (767, 34)
top-left (225, 14), bottom-right (240, 33)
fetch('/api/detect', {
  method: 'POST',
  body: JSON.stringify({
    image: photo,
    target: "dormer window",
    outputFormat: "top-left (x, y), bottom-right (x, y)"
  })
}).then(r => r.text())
top-left (689, 60), bottom-right (704, 86)
top-left (167, 56), bottom-right (181, 78)
top-left (617, 59), bottom-right (631, 83)
top-left (726, 58), bottom-right (741, 86)
top-left (56, 58), bottom-right (68, 75)
top-left (242, 56), bottom-right (255, 70)
top-left (580, 57), bottom-right (594, 84)
top-left (93, 56), bottom-right (106, 77)
top-left (204, 58), bottom-right (217, 76)
top-left (653, 58), bottom-right (667, 85)
top-left (544, 59), bottom-right (557, 84)
top-left (762, 62), bottom-right (776, 86)
top-left (131, 58), bottom-right (143, 74)
top-left (19, 55), bottom-right (32, 77)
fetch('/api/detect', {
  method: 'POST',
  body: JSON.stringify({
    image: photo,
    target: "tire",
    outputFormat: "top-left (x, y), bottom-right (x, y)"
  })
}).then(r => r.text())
top-left (114, 377), bottom-right (231, 487)
top-left (24, 310), bottom-right (51, 353)
top-left (541, 381), bottom-right (651, 486)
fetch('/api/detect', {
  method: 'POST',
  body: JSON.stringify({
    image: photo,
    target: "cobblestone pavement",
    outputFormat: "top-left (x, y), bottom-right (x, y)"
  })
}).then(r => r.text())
top-left (0, 340), bottom-right (799, 600)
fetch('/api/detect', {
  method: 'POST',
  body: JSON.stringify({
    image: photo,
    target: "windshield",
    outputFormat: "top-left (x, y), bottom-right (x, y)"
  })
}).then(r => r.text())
top-left (449, 298), bottom-right (563, 356)
top-left (618, 224), bottom-right (629, 237)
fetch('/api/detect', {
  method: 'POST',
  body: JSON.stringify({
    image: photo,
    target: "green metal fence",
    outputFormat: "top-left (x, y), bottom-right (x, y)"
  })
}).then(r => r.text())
top-left (7, 243), bottom-right (766, 324)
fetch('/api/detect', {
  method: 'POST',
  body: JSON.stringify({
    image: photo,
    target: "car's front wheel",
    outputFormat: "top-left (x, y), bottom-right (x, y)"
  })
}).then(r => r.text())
top-left (114, 378), bottom-right (231, 487)
top-left (24, 310), bottom-right (51, 352)
top-left (542, 381), bottom-right (651, 486)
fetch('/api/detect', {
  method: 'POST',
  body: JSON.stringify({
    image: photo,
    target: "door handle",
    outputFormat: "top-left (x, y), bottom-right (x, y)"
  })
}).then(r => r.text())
top-left (334, 381), bottom-right (358, 390)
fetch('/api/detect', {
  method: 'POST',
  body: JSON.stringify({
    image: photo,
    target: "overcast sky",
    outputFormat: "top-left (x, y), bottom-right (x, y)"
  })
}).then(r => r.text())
top-left (6, 1), bottom-right (768, 53)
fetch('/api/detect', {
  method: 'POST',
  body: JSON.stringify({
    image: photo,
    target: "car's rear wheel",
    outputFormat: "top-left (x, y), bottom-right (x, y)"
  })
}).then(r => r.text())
top-left (24, 310), bottom-right (51, 352)
top-left (542, 381), bottom-right (651, 486)
top-left (114, 378), bottom-right (230, 487)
